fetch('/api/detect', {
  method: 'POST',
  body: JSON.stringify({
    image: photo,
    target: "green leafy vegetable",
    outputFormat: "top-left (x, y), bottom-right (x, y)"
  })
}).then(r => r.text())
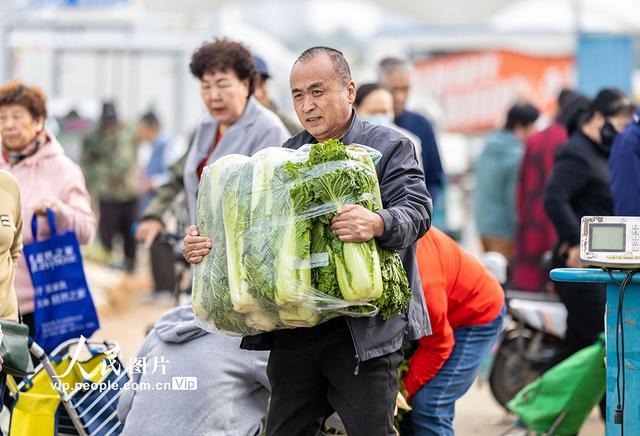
top-left (287, 139), bottom-right (410, 317)
top-left (221, 155), bottom-right (260, 314)
top-left (193, 140), bottom-right (412, 336)
top-left (193, 156), bottom-right (250, 333)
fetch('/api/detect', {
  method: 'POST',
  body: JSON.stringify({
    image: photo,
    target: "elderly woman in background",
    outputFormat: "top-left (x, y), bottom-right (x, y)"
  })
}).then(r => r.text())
top-left (136, 38), bottom-right (289, 247)
top-left (122, 39), bottom-right (288, 435)
top-left (0, 79), bottom-right (96, 336)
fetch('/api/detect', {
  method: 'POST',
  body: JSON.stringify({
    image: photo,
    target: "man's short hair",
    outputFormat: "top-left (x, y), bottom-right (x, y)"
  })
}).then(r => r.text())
top-left (505, 103), bottom-right (540, 131)
top-left (140, 111), bottom-right (160, 129)
top-left (378, 57), bottom-right (411, 81)
top-left (294, 46), bottom-right (351, 87)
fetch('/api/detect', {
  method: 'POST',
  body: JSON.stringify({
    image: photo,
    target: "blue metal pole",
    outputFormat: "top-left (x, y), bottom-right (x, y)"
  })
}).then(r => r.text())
top-left (551, 268), bottom-right (640, 436)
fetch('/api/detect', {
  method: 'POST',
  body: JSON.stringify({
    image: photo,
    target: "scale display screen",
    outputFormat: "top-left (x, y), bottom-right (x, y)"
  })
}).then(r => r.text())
top-left (581, 217), bottom-right (640, 268)
top-left (589, 223), bottom-right (626, 252)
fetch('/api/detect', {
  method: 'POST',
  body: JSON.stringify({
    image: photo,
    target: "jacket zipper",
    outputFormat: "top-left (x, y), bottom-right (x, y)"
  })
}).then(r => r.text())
top-left (346, 319), bottom-right (360, 376)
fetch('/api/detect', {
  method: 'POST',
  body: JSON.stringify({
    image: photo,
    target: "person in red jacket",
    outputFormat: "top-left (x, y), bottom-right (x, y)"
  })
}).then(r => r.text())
top-left (400, 227), bottom-right (505, 436)
top-left (511, 90), bottom-right (590, 292)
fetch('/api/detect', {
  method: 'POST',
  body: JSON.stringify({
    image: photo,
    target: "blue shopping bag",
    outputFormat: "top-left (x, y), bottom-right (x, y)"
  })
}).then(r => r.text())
top-left (23, 208), bottom-right (100, 352)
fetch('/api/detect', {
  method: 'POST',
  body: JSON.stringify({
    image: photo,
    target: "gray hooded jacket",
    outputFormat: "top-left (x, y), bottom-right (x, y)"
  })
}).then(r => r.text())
top-left (241, 112), bottom-right (432, 362)
top-left (118, 306), bottom-right (270, 436)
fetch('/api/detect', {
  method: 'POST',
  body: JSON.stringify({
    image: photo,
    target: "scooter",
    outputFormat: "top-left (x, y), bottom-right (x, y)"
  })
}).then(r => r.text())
top-left (481, 252), bottom-right (567, 410)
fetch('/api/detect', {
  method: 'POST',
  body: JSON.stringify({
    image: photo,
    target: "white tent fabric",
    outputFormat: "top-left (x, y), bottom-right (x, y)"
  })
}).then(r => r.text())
top-left (488, 0), bottom-right (640, 34)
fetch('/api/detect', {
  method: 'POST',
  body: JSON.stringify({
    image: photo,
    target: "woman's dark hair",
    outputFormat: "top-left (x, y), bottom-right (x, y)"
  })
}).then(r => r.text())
top-left (354, 83), bottom-right (389, 108)
top-left (590, 88), bottom-right (635, 118)
top-left (578, 88), bottom-right (635, 129)
top-left (0, 79), bottom-right (48, 120)
top-left (505, 102), bottom-right (540, 131)
top-left (189, 38), bottom-right (256, 96)
top-left (556, 89), bottom-right (591, 136)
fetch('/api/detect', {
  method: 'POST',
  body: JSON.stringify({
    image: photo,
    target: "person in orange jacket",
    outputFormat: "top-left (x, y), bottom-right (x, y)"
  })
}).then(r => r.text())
top-left (400, 227), bottom-right (506, 435)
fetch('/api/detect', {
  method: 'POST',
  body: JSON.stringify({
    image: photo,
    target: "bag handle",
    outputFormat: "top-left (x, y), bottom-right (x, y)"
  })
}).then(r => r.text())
top-left (31, 208), bottom-right (58, 242)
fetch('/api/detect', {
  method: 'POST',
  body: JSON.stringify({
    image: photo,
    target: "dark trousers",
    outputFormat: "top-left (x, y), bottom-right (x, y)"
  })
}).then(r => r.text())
top-left (149, 242), bottom-right (176, 293)
top-left (99, 198), bottom-right (138, 272)
top-left (553, 281), bottom-right (605, 364)
top-left (266, 318), bottom-right (402, 436)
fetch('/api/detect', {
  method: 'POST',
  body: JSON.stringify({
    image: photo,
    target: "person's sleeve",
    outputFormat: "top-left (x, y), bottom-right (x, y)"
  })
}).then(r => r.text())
top-left (258, 122), bottom-right (290, 150)
top-left (504, 159), bottom-right (520, 236)
top-left (80, 136), bottom-right (96, 196)
top-left (53, 165), bottom-right (97, 245)
top-left (11, 191), bottom-right (23, 264)
top-left (402, 281), bottom-right (454, 402)
top-left (611, 128), bottom-right (640, 216)
top-left (375, 137), bottom-right (432, 251)
top-left (420, 121), bottom-right (444, 205)
top-left (544, 150), bottom-right (590, 245)
top-left (117, 334), bottom-right (152, 425)
top-left (142, 154), bottom-right (187, 222)
top-left (516, 149), bottom-right (531, 229)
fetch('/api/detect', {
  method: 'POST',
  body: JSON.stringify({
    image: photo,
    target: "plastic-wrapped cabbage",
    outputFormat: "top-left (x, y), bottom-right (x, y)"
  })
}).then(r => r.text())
top-left (192, 140), bottom-right (411, 336)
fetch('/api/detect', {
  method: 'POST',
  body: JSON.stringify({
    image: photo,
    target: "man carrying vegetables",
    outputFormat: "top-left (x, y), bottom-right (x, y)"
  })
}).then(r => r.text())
top-left (183, 46), bottom-right (432, 435)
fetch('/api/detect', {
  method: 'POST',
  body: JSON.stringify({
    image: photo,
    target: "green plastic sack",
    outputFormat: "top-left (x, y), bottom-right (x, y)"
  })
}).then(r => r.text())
top-left (507, 334), bottom-right (605, 435)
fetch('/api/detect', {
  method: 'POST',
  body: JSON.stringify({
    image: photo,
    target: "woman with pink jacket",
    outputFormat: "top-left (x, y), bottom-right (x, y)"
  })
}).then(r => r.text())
top-left (0, 79), bottom-right (96, 334)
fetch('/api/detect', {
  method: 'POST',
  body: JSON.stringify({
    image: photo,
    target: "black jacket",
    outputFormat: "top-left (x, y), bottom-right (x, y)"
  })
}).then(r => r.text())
top-left (544, 131), bottom-right (613, 248)
top-left (241, 112), bottom-right (433, 361)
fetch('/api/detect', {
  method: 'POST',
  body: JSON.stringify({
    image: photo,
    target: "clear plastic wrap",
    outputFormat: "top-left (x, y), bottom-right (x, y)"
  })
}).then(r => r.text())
top-left (192, 140), bottom-right (411, 336)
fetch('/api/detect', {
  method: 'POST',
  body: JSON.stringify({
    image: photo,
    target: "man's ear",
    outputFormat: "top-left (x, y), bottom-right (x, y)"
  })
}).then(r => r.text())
top-left (346, 80), bottom-right (356, 104)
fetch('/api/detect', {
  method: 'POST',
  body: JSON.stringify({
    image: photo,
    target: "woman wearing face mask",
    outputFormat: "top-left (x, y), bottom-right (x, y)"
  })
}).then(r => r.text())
top-left (354, 83), bottom-right (423, 171)
top-left (0, 80), bottom-right (96, 336)
top-left (544, 88), bottom-right (634, 365)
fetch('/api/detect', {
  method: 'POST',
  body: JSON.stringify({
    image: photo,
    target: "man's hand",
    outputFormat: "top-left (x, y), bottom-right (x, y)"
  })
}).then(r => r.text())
top-left (330, 204), bottom-right (384, 243)
top-left (566, 245), bottom-right (584, 268)
top-left (135, 219), bottom-right (166, 248)
top-left (183, 225), bottom-right (211, 264)
top-left (33, 198), bottom-right (62, 216)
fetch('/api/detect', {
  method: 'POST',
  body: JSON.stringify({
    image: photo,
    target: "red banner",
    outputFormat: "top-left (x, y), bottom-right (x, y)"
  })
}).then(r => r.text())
top-left (413, 50), bottom-right (575, 133)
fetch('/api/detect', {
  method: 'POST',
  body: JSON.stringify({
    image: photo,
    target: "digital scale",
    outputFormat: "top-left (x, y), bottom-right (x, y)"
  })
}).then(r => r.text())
top-left (549, 216), bottom-right (640, 435)
top-left (580, 216), bottom-right (640, 269)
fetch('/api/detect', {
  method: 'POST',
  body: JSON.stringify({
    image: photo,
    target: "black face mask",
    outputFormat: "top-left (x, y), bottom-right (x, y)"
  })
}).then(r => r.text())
top-left (600, 121), bottom-right (619, 149)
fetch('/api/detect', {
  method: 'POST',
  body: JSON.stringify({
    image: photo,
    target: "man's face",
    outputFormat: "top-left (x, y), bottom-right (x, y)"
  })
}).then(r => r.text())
top-left (382, 69), bottom-right (411, 117)
top-left (135, 121), bottom-right (156, 143)
top-left (290, 54), bottom-right (355, 142)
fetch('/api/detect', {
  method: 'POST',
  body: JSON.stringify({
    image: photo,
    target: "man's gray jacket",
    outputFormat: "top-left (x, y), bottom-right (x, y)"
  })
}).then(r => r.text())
top-left (241, 112), bottom-right (432, 361)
